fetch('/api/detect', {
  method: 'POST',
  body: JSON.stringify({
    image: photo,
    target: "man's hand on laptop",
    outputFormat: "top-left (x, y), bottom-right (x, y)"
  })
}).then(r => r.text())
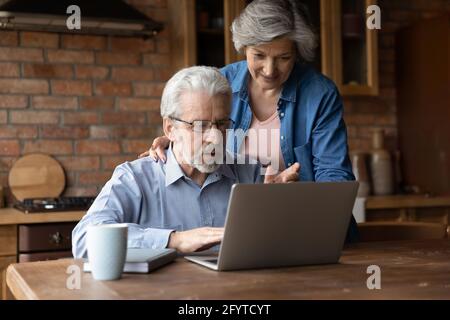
top-left (264, 162), bottom-right (300, 184)
top-left (167, 227), bottom-right (224, 253)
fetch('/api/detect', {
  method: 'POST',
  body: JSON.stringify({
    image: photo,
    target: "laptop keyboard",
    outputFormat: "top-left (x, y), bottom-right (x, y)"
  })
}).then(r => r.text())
top-left (205, 258), bottom-right (218, 264)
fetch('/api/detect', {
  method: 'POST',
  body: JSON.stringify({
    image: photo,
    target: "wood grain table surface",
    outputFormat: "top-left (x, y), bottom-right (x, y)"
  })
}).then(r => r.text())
top-left (6, 240), bottom-right (450, 300)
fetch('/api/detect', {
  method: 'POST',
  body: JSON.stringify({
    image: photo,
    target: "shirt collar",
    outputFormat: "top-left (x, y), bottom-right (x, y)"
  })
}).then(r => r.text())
top-left (231, 61), bottom-right (300, 103)
top-left (164, 146), bottom-right (186, 187)
top-left (231, 62), bottom-right (249, 95)
top-left (279, 63), bottom-right (300, 102)
top-left (164, 146), bottom-right (237, 186)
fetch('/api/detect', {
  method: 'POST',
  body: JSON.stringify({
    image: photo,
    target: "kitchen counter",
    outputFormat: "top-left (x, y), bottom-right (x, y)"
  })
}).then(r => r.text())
top-left (0, 207), bottom-right (86, 300)
top-left (0, 207), bottom-right (85, 226)
top-left (364, 195), bottom-right (450, 223)
top-left (365, 194), bottom-right (450, 209)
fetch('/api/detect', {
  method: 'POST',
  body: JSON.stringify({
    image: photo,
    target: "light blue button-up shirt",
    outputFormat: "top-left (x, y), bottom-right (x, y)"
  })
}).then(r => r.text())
top-left (72, 147), bottom-right (262, 258)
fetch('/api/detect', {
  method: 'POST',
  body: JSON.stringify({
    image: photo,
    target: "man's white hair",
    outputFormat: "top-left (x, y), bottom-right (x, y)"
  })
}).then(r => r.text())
top-left (160, 66), bottom-right (231, 118)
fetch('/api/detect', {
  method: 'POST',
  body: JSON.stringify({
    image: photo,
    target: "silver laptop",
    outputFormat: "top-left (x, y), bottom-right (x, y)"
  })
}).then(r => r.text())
top-left (185, 181), bottom-right (359, 271)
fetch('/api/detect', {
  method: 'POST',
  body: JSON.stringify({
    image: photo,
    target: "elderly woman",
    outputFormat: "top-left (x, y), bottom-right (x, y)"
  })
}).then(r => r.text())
top-left (141, 0), bottom-right (359, 242)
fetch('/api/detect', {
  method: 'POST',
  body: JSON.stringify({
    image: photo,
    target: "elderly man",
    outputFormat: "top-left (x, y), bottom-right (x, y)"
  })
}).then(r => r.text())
top-left (72, 66), bottom-right (299, 258)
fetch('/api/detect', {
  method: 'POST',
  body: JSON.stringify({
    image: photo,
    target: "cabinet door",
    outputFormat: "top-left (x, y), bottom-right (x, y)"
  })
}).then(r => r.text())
top-left (168, 0), bottom-right (246, 70)
top-left (321, 0), bottom-right (379, 95)
top-left (1, 256), bottom-right (17, 300)
top-left (0, 225), bottom-right (17, 300)
top-left (0, 225), bottom-right (17, 256)
top-left (18, 222), bottom-right (76, 253)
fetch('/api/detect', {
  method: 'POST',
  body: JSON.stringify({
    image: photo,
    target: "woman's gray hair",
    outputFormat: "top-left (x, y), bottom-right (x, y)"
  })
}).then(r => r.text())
top-left (231, 0), bottom-right (317, 62)
top-left (160, 66), bottom-right (231, 118)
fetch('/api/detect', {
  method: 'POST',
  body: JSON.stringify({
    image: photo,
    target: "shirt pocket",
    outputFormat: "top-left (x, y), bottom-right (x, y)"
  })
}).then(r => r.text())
top-left (293, 141), bottom-right (314, 181)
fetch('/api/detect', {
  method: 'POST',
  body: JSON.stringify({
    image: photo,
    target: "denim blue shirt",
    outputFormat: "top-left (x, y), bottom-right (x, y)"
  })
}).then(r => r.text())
top-left (221, 61), bottom-right (359, 242)
top-left (221, 61), bottom-right (355, 182)
top-left (72, 147), bottom-right (262, 258)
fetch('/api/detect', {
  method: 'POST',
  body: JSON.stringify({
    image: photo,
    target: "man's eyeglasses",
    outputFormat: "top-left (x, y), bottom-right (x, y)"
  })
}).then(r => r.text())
top-left (169, 116), bottom-right (233, 132)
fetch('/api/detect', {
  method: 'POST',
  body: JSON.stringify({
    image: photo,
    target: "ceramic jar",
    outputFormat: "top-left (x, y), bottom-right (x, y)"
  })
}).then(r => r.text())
top-left (351, 151), bottom-right (371, 197)
top-left (370, 129), bottom-right (394, 195)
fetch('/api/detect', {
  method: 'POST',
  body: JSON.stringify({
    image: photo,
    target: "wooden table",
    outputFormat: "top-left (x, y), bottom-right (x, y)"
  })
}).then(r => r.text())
top-left (6, 240), bottom-right (450, 300)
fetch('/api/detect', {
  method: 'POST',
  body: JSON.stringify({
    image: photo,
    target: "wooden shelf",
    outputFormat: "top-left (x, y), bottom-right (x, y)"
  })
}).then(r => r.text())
top-left (364, 195), bottom-right (450, 225)
top-left (198, 28), bottom-right (224, 35)
top-left (365, 195), bottom-right (450, 210)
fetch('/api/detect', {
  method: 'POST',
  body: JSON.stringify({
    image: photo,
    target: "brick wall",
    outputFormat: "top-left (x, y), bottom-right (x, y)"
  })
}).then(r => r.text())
top-left (0, 0), bottom-right (449, 204)
top-left (0, 0), bottom-right (169, 203)
top-left (344, 0), bottom-right (450, 152)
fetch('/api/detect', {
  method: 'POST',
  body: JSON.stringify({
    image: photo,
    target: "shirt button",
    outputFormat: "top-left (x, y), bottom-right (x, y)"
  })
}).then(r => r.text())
top-left (280, 112), bottom-right (285, 117)
top-left (281, 135), bottom-right (285, 140)
top-left (288, 162), bottom-right (292, 166)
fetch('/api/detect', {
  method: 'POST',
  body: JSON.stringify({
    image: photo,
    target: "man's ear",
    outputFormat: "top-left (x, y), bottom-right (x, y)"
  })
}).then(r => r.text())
top-left (163, 118), bottom-right (176, 142)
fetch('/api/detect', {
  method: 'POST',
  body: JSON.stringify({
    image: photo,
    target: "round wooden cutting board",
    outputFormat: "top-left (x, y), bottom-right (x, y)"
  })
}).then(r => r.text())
top-left (8, 153), bottom-right (66, 202)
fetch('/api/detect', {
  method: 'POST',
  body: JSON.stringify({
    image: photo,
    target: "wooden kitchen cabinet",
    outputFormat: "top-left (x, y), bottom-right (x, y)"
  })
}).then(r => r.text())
top-left (168, 0), bottom-right (379, 96)
top-left (0, 225), bottom-right (17, 256)
top-left (319, 0), bottom-right (379, 95)
top-left (0, 225), bottom-right (17, 301)
top-left (0, 208), bottom-right (85, 300)
top-left (168, 0), bottom-right (246, 71)
top-left (1, 256), bottom-right (17, 300)
top-left (396, 15), bottom-right (450, 196)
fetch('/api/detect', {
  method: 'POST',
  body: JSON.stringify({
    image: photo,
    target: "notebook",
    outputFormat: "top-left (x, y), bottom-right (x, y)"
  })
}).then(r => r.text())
top-left (83, 248), bottom-right (177, 273)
